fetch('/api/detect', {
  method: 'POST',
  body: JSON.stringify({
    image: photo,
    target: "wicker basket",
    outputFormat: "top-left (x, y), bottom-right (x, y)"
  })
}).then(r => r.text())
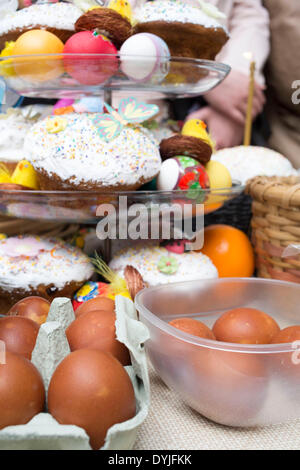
top-left (246, 175), bottom-right (300, 283)
top-left (204, 192), bottom-right (252, 234)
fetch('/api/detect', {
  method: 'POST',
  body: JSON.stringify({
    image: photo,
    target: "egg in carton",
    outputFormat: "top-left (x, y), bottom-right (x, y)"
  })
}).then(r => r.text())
top-left (0, 296), bottom-right (150, 450)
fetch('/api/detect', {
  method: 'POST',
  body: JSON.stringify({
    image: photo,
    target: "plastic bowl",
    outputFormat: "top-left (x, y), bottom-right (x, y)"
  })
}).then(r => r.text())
top-left (135, 278), bottom-right (300, 427)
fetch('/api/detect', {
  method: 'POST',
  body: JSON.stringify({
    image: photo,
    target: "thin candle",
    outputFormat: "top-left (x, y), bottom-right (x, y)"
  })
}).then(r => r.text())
top-left (243, 53), bottom-right (256, 146)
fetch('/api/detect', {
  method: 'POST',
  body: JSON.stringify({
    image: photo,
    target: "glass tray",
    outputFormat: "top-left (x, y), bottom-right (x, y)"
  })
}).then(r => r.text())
top-left (0, 54), bottom-right (230, 99)
top-left (0, 183), bottom-right (244, 224)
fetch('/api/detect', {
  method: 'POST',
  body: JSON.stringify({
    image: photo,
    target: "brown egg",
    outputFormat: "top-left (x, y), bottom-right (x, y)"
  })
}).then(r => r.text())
top-left (186, 348), bottom-right (268, 425)
top-left (269, 326), bottom-right (300, 385)
top-left (0, 351), bottom-right (45, 430)
top-left (75, 297), bottom-right (115, 318)
top-left (48, 349), bottom-right (136, 449)
top-left (271, 326), bottom-right (300, 344)
top-left (268, 325), bottom-right (300, 392)
top-left (66, 310), bottom-right (130, 366)
top-left (213, 307), bottom-right (280, 344)
top-left (0, 316), bottom-right (40, 359)
top-left (8, 296), bottom-right (50, 326)
top-left (168, 318), bottom-right (216, 340)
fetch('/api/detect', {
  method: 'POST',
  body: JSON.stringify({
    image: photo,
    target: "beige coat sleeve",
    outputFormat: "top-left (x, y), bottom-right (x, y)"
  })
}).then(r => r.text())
top-left (216, 0), bottom-right (270, 85)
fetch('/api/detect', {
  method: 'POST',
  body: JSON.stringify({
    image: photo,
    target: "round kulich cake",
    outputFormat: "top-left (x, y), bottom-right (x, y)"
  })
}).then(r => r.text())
top-left (0, 108), bottom-right (34, 172)
top-left (0, 235), bottom-right (94, 314)
top-left (75, 7), bottom-right (132, 49)
top-left (109, 243), bottom-right (218, 286)
top-left (212, 146), bottom-right (298, 186)
top-left (0, 3), bottom-right (82, 49)
top-left (24, 113), bottom-right (161, 191)
top-left (133, 0), bottom-right (228, 59)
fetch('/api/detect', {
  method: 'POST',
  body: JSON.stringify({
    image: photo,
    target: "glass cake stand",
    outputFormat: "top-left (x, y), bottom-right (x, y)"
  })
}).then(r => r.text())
top-left (0, 53), bottom-right (230, 99)
top-left (0, 183), bottom-right (244, 224)
top-left (0, 53), bottom-right (235, 259)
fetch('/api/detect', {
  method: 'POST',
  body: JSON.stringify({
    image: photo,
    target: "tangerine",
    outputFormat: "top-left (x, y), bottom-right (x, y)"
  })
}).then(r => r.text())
top-left (200, 224), bottom-right (255, 278)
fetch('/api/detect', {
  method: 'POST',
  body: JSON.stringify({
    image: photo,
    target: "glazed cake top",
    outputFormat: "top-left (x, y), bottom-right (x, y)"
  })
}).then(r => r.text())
top-left (109, 244), bottom-right (218, 286)
top-left (0, 236), bottom-right (93, 292)
top-left (212, 146), bottom-right (298, 185)
top-left (24, 113), bottom-right (161, 188)
top-left (0, 3), bottom-right (82, 35)
top-left (134, 0), bottom-right (227, 31)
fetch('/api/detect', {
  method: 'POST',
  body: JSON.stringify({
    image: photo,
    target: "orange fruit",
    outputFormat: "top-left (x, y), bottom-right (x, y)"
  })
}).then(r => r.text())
top-left (200, 224), bottom-right (255, 278)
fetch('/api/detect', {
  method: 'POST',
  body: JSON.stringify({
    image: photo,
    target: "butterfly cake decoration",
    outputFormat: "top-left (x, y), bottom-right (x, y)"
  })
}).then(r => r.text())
top-left (92, 97), bottom-right (159, 142)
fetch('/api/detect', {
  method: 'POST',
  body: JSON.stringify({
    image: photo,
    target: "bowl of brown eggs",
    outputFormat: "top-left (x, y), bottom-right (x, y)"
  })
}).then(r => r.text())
top-left (135, 278), bottom-right (300, 427)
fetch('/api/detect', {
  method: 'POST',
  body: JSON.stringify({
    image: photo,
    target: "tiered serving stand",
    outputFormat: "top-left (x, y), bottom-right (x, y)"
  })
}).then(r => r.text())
top-left (0, 53), bottom-right (244, 258)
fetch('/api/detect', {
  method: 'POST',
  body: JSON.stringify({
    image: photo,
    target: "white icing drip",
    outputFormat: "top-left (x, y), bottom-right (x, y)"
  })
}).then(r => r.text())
top-left (0, 3), bottom-right (82, 35)
top-left (134, 0), bottom-right (227, 31)
top-left (109, 245), bottom-right (218, 286)
top-left (25, 113), bottom-right (161, 187)
top-left (0, 236), bottom-right (93, 291)
top-left (212, 146), bottom-right (298, 185)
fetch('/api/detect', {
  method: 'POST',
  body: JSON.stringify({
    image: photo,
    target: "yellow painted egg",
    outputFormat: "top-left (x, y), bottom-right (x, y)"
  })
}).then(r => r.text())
top-left (205, 160), bottom-right (232, 190)
top-left (12, 30), bottom-right (64, 82)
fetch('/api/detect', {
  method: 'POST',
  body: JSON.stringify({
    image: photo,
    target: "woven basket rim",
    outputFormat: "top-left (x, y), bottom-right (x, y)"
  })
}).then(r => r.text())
top-left (246, 175), bottom-right (300, 208)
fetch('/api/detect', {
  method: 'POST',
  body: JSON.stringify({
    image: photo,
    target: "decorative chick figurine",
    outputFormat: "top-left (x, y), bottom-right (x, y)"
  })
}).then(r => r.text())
top-left (107, 0), bottom-right (132, 21)
top-left (0, 160), bottom-right (39, 189)
top-left (160, 118), bottom-right (214, 166)
top-left (181, 119), bottom-right (215, 151)
top-left (0, 41), bottom-right (16, 77)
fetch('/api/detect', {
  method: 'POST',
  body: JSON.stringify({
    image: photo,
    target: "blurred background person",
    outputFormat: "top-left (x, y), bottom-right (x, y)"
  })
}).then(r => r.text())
top-left (182, 0), bottom-right (270, 150)
top-left (263, 0), bottom-right (300, 168)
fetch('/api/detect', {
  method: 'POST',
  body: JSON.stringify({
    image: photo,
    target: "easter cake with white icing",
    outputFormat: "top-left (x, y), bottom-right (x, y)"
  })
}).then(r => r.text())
top-left (0, 108), bottom-right (34, 172)
top-left (24, 99), bottom-right (162, 191)
top-left (133, 0), bottom-right (229, 59)
top-left (212, 146), bottom-right (298, 185)
top-left (0, 2), bottom-right (82, 49)
top-left (109, 240), bottom-right (218, 286)
top-left (0, 235), bottom-right (94, 313)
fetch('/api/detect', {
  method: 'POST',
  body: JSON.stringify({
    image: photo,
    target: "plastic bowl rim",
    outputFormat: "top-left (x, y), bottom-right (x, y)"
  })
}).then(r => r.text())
top-left (135, 277), bottom-right (300, 354)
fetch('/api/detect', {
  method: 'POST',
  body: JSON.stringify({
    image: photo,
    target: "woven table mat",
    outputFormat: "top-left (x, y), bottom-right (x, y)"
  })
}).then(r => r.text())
top-left (134, 365), bottom-right (300, 450)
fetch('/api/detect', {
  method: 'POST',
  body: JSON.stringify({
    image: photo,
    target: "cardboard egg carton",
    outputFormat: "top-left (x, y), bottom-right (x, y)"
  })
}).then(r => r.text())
top-left (0, 296), bottom-right (150, 450)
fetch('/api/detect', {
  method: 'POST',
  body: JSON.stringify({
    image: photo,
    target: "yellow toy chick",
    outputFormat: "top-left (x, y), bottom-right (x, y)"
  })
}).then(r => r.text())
top-left (0, 41), bottom-right (16, 77)
top-left (181, 119), bottom-right (215, 151)
top-left (0, 160), bottom-right (39, 189)
top-left (108, 0), bottom-right (132, 22)
top-left (92, 253), bottom-right (132, 300)
top-left (11, 160), bottom-right (39, 189)
top-left (0, 164), bottom-right (11, 184)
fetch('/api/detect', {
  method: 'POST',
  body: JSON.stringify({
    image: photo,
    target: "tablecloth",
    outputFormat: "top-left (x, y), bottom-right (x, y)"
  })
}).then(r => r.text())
top-left (134, 366), bottom-right (300, 450)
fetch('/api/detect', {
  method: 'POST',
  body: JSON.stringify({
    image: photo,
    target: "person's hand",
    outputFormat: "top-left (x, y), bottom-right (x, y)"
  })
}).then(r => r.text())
top-left (204, 70), bottom-right (266, 126)
top-left (186, 106), bottom-right (244, 150)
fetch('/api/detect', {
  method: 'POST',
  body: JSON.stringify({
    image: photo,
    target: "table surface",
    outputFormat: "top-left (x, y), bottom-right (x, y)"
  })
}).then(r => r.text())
top-left (134, 366), bottom-right (300, 450)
